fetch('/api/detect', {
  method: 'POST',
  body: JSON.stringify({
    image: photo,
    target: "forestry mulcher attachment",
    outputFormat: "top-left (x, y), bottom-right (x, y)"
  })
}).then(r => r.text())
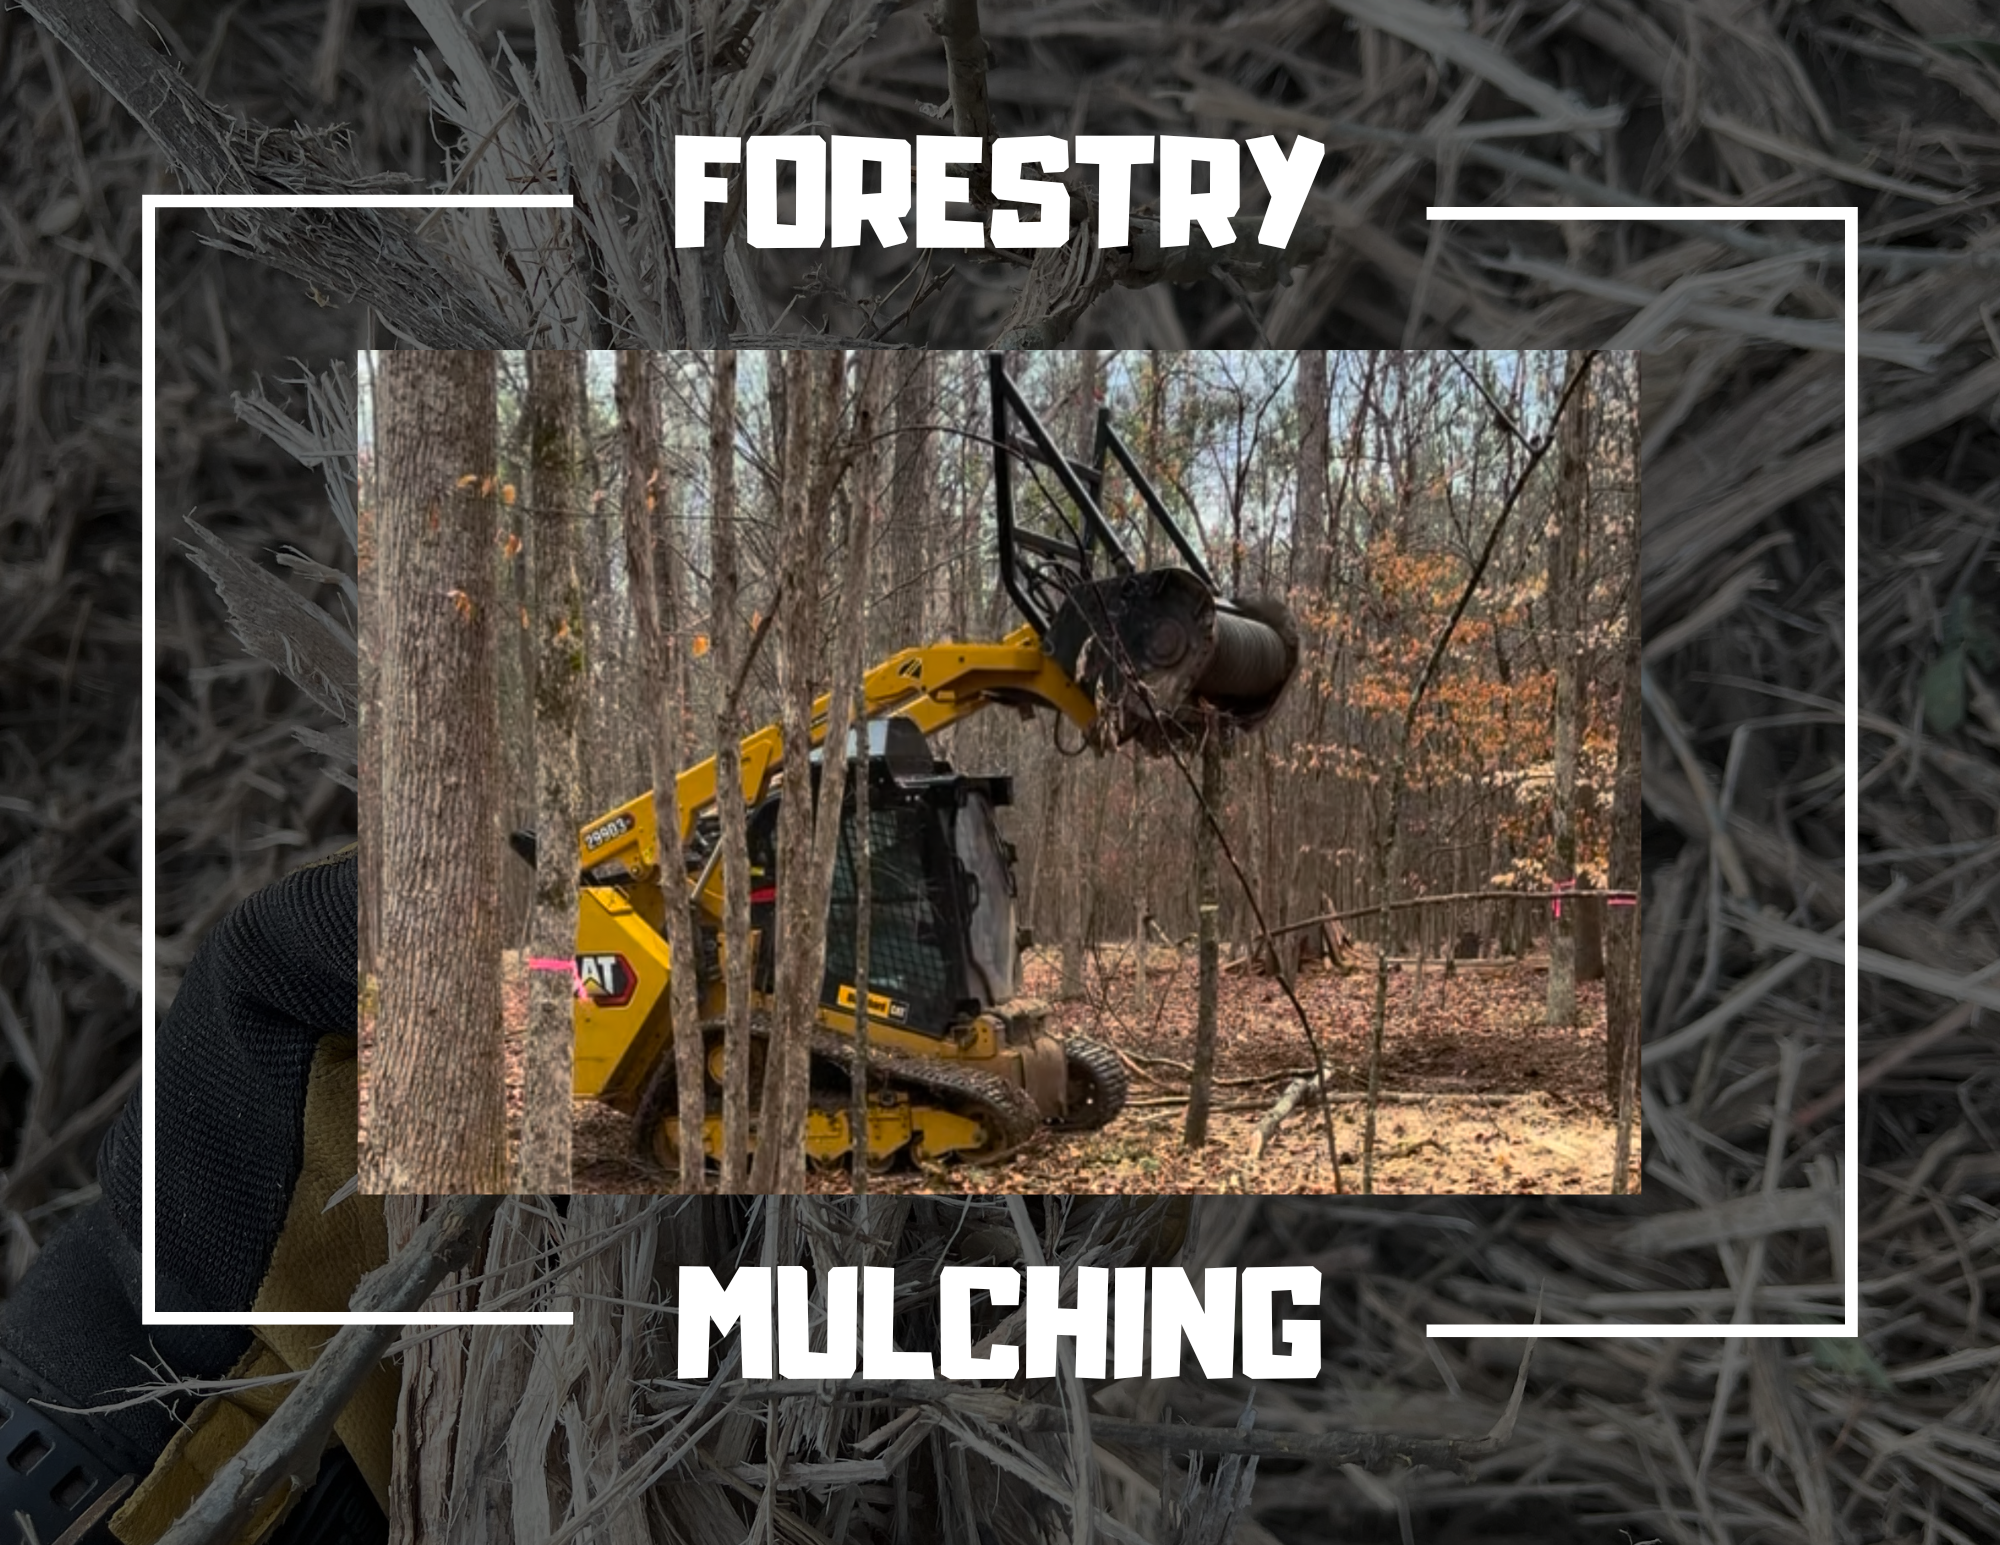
top-left (530, 355), bottom-right (1299, 1172)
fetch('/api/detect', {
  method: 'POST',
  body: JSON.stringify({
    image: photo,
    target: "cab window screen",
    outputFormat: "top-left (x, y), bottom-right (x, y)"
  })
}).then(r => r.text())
top-left (822, 804), bottom-right (955, 1032)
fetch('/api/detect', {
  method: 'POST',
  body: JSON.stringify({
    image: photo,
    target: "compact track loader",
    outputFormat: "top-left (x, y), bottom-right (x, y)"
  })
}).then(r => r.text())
top-left (523, 355), bottom-right (1300, 1173)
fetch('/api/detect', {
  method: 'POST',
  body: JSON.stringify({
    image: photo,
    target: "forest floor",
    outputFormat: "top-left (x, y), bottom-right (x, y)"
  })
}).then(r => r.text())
top-left (361, 945), bottom-right (1631, 1194)
top-left (510, 943), bottom-right (1634, 1197)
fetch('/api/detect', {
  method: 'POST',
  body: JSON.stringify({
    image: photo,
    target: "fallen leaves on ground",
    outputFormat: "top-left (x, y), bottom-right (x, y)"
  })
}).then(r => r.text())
top-left (555, 943), bottom-right (1637, 1197)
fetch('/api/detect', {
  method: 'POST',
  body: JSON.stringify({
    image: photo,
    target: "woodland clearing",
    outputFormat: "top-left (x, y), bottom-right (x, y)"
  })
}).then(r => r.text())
top-left (369, 946), bottom-right (1636, 1196)
top-left (364, 940), bottom-right (1624, 1192)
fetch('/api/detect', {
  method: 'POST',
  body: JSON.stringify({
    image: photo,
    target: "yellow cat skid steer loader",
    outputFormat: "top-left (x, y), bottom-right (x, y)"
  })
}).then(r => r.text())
top-left (514, 355), bottom-right (1300, 1172)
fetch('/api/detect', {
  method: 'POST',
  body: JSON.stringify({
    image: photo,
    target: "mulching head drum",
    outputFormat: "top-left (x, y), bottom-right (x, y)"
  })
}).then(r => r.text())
top-left (1047, 568), bottom-right (1299, 750)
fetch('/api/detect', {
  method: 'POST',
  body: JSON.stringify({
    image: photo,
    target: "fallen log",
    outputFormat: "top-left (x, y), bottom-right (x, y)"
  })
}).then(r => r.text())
top-left (1249, 1077), bottom-right (1528, 1155)
top-left (1253, 1074), bottom-right (1323, 1157)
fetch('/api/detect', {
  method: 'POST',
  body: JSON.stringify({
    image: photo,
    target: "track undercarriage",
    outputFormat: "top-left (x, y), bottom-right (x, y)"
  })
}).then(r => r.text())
top-left (633, 1019), bottom-right (1129, 1173)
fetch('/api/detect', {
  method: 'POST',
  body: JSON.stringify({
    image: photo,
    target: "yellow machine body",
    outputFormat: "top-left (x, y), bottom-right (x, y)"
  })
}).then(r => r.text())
top-left (564, 628), bottom-right (1104, 1167)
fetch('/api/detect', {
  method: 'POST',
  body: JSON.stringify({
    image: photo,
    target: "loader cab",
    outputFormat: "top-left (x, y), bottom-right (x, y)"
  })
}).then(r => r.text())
top-left (740, 717), bottom-right (1020, 1037)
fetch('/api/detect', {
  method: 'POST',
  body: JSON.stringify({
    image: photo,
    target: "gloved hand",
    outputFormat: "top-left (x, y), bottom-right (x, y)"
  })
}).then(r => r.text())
top-left (0, 850), bottom-right (391, 1545)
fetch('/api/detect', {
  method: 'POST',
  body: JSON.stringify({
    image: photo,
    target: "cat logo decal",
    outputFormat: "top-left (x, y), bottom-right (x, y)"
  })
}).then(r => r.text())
top-left (576, 952), bottom-right (635, 1008)
top-left (836, 983), bottom-right (909, 1023)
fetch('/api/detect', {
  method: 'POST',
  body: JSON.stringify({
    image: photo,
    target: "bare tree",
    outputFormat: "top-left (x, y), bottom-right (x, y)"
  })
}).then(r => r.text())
top-left (619, 352), bottom-right (708, 1191)
top-left (1289, 350), bottom-right (1330, 591)
top-left (708, 353), bottom-right (756, 1194)
top-left (775, 352), bottom-right (877, 1191)
top-left (517, 352), bottom-right (586, 1193)
top-left (579, 404), bottom-right (635, 816)
top-left (357, 500), bottom-right (382, 984)
top-left (751, 350), bottom-right (850, 1194)
top-left (1184, 723), bottom-right (1224, 1147)
top-left (1057, 349), bottom-right (1099, 1000)
top-left (847, 354), bottom-right (886, 1194)
top-left (882, 351), bottom-right (937, 651)
top-left (367, 351), bottom-right (507, 1194)
top-left (1546, 352), bottom-right (1590, 1028)
top-left (1606, 480), bottom-right (1642, 1181)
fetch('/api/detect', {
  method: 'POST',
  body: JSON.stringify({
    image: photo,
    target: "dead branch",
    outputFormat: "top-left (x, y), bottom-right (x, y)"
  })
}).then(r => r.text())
top-left (1252, 1074), bottom-right (1318, 1158)
top-left (934, 0), bottom-right (995, 149)
top-left (1267, 888), bottom-right (1632, 938)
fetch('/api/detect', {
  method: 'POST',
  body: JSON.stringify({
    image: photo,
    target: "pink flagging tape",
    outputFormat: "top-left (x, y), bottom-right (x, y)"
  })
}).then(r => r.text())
top-left (1546, 883), bottom-right (1639, 915)
top-left (527, 956), bottom-right (590, 1000)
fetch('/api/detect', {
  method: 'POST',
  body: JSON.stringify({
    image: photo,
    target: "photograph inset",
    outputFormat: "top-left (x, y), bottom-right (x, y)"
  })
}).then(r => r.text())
top-left (357, 348), bottom-right (1640, 1196)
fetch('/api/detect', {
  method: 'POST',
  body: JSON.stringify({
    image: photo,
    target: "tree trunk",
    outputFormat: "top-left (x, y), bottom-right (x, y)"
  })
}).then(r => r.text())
top-left (499, 458), bottom-right (535, 946)
top-left (782, 350), bottom-right (872, 1189)
top-left (882, 351), bottom-right (936, 651)
top-left (1184, 727), bottom-right (1223, 1147)
top-left (709, 352), bottom-right (756, 1195)
top-left (1057, 349), bottom-right (1099, 1001)
top-left (849, 668), bottom-right (874, 1198)
top-left (1130, 755), bottom-right (1147, 1023)
top-left (1276, 349), bottom-right (1330, 986)
top-left (579, 411), bottom-right (634, 815)
top-left (1289, 350), bottom-right (1329, 591)
top-left (357, 499), bottom-right (382, 983)
top-left (366, 351), bottom-right (508, 1194)
top-left (750, 350), bottom-right (848, 1195)
top-left (1607, 508), bottom-right (1643, 1170)
top-left (619, 351), bottom-right (708, 1192)
top-left (848, 354), bottom-right (887, 1194)
top-left (519, 351), bottom-right (586, 1194)
top-left (1546, 351), bottom-right (1589, 1029)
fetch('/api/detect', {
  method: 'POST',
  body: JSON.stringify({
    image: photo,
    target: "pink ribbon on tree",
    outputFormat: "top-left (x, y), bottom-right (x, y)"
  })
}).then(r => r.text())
top-left (528, 957), bottom-right (591, 1000)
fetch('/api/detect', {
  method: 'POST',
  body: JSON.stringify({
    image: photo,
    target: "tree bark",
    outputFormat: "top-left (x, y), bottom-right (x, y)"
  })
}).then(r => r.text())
top-left (1546, 351), bottom-right (1589, 1029)
top-left (1606, 509), bottom-right (1643, 1169)
top-left (498, 378), bottom-right (537, 945)
top-left (619, 352), bottom-right (709, 1191)
top-left (578, 419), bottom-right (634, 817)
top-left (1289, 350), bottom-right (1330, 592)
top-left (709, 353), bottom-right (756, 1193)
top-left (1184, 725), bottom-right (1224, 1146)
top-left (1130, 755), bottom-right (1148, 1023)
top-left (519, 351), bottom-right (586, 1194)
top-left (750, 351), bottom-right (847, 1194)
top-left (849, 668), bottom-right (874, 1197)
top-left (882, 351), bottom-right (937, 652)
top-left (1057, 350), bottom-right (1099, 1001)
top-left (1275, 349), bottom-right (1331, 985)
top-left (367, 351), bottom-right (508, 1194)
top-left (357, 499), bottom-right (382, 983)
top-left (848, 356), bottom-right (887, 1194)
top-left (782, 349), bottom-right (871, 1190)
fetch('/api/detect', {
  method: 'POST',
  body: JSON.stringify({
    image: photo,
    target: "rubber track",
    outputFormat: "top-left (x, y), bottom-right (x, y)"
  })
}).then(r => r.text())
top-left (1049, 1035), bottom-right (1129, 1131)
top-left (634, 1018), bottom-right (1043, 1164)
top-left (810, 1031), bottom-right (1044, 1162)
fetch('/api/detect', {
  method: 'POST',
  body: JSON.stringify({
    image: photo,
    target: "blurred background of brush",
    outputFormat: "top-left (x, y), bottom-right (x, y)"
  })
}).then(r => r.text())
top-left (1, 0), bottom-right (1997, 1540)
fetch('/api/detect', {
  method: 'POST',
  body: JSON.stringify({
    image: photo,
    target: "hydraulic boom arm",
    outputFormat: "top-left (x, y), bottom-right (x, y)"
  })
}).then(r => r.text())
top-left (571, 623), bottom-right (1095, 922)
